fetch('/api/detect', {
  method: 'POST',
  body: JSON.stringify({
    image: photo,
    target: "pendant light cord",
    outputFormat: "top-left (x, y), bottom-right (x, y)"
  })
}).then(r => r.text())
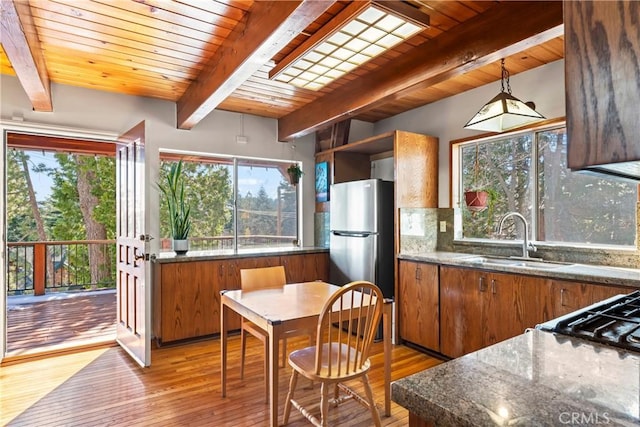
top-left (500, 59), bottom-right (512, 94)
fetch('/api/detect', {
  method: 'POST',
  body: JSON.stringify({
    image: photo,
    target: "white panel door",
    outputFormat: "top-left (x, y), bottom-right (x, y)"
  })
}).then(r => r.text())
top-left (115, 121), bottom-right (151, 367)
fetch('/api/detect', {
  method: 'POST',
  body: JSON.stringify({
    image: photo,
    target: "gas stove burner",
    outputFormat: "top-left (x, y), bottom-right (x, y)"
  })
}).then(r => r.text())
top-left (537, 290), bottom-right (640, 353)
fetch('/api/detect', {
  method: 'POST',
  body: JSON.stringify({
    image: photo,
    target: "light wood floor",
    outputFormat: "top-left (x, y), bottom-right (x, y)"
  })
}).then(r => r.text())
top-left (1, 334), bottom-right (442, 426)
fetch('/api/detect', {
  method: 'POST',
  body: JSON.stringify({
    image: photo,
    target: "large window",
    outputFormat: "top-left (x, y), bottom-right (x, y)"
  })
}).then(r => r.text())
top-left (159, 155), bottom-right (298, 252)
top-left (455, 124), bottom-right (637, 247)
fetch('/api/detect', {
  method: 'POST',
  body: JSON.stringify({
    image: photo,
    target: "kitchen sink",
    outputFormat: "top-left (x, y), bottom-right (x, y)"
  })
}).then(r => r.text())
top-left (461, 256), bottom-right (569, 270)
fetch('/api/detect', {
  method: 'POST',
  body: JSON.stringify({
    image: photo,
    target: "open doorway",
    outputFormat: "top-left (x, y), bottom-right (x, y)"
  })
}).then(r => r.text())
top-left (5, 132), bottom-right (117, 358)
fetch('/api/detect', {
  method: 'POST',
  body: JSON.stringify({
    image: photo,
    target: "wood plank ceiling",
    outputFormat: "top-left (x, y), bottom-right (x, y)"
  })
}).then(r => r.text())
top-left (0, 0), bottom-right (564, 141)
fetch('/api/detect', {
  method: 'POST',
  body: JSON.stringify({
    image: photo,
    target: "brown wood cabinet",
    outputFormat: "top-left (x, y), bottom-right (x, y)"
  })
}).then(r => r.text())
top-left (565, 1), bottom-right (640, 171)
top-left (281, 253), bottom-right (329, 283)
top-left (394, 132), bottom-right (438, 209)
top-left (153, 259), bottom-right (221, 344)
top-left (439, 266), bottom-right (634, 358)
top-left (314, 130), bottom-right (438, 213)
top-left (153, 251), bottom-right (329, 345)
top-left (546, 279), bottom-right (631, 320)
top-left (440, 266), bottom-right (484, 358)
top-left (398, 261), bottom-right (439, 351)
top-left (440, 266), bottom-right (546, 358)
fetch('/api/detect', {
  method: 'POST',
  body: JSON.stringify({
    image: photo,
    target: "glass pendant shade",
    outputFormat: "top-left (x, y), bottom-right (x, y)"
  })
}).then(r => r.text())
top-left (464, 91), bottom-right (545, 132)
top-left (464, 59), bottom-right (545, 132)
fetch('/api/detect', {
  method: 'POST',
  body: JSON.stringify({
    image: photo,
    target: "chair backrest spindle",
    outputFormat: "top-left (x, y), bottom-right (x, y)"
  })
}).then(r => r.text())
top-left (313, 281), bottom-right (383, 378)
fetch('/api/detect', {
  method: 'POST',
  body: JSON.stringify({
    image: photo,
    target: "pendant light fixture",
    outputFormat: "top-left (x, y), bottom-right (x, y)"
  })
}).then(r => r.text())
top-left (464, 59), bottom-right (545, 132)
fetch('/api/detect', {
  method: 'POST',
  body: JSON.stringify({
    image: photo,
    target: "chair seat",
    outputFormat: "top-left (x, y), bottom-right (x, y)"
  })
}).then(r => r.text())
top-left (289, 342), bottom-right (371, 382)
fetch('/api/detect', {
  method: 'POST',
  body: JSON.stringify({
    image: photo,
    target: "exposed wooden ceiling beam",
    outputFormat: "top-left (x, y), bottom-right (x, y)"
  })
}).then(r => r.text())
top-left (177, 0), bottom-right (336, 130)
top-left (277, 1), bottom-right (564, 141)
top-left (0, 0), bottom-right (52, 111)
top-left (372, 1), bottom-right (430, 28)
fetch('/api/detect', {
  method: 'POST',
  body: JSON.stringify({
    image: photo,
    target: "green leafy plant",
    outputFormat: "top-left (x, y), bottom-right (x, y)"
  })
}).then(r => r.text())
top-left (158, 160), bottom-right (191, 240)
top-left (287, 163), bottom-right (303, 185)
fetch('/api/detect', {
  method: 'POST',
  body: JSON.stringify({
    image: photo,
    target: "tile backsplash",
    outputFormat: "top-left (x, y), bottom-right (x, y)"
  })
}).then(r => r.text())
top-left (314, 212), bottom-right (329, 248)
top-left (398, 207), bottom-right (455, 253)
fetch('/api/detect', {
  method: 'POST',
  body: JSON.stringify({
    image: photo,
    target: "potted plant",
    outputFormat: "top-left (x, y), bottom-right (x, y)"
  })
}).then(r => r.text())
top-left (158, 160), bottom-right (191, 255)
top-left (464, 188), bottom-right (490, 212)
top-left (287, 163), bottom-right (303, 186)
top-left (463, 144), bottom-right (493, 212)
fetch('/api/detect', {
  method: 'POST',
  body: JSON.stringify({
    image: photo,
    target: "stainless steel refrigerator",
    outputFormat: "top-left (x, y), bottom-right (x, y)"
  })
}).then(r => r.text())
top-left (329, 179), bottom-right (394, 299)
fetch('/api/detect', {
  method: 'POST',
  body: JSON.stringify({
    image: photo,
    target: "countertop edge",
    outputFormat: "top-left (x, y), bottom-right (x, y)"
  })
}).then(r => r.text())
top-left (392, 381), bottom-right (474, 427)
top-left (153, 247), bottom-right (328, 263)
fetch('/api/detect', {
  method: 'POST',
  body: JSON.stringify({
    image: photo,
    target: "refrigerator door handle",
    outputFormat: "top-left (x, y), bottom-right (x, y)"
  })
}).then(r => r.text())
top-left (331, 231), bottom-right (371, 238)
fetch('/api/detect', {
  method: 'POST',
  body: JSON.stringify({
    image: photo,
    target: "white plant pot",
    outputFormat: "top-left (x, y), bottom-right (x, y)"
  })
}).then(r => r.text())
top-left (172, 239), bottom-right (189, 255)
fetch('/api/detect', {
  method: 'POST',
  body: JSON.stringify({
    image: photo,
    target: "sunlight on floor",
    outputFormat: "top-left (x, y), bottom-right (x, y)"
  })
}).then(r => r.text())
top-left (0, 347), bottom-right (110, 425)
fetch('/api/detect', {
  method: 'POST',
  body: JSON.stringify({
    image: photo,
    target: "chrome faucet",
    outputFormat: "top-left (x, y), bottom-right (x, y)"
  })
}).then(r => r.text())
top-left (498, 212), bottom-right (537, 259)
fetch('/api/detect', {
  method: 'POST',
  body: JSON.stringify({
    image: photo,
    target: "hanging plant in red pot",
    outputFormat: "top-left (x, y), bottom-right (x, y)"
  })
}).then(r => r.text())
top-left (463, 144), bottom-right (491, 212)
top-left (464, 189), bottom-right (489, 212)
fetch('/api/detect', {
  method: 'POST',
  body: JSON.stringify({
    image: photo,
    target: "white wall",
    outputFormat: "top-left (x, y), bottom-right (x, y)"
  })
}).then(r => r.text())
top-left (0, 75), bottom-right (316, 252)
top-left (347, 120), bottom-right (375, 143)
top-left (0, 60), bottom-right (567, 244)
top-left (373, 59), bottom-right (567, 207)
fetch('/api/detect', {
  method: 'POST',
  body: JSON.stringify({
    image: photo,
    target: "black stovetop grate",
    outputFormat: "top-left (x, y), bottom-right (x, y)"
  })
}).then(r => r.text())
top-left (554, 290), bottom-right (640, 351)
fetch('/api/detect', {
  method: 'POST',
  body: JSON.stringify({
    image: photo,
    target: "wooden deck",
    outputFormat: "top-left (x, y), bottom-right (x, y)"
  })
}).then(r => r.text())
top-left (0, 334), bottom-right (443, 426)
top-left (6, 290), bottom-right (117, 357)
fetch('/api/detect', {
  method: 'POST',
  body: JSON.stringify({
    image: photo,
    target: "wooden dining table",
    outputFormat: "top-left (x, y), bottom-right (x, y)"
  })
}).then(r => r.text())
top-left (220, 281), bottom-right (392, 427)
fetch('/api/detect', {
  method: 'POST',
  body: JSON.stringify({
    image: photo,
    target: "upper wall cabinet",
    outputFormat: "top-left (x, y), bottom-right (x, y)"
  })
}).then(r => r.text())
top-left (314, 130), bottom-right (438, 212)
top-left (565, 1), bottom-right (640, 171)
top-left (394, 131), bottom-right (438, 208)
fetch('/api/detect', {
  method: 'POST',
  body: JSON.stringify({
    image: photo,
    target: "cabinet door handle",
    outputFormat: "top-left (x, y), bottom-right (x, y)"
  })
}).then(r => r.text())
top-left (491, 279), bottom-right (497, 294)
top-left (560, 288), bottom-right (566, 306)
top-left (479, 276), bottom-right (487, 292)
top-left (415, 266), bottom-right (421, 281)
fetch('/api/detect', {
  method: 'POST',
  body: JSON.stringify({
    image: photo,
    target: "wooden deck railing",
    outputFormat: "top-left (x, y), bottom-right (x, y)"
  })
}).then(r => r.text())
top-left (7, 235), bottom-right (296, 296)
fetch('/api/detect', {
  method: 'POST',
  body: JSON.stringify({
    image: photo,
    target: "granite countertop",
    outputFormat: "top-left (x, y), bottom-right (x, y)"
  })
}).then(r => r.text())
top-left (152, 246), bottom-right (328, 263)
top-left (398, 251), bottom-right (640, 288)
top-left (392, 329), bottom-right (640, 426)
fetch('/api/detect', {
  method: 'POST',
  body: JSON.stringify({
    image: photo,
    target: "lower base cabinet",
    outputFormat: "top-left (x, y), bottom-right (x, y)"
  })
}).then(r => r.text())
top-left (281, 253), bottom-right (329, 283)
top-left (438, 265), bottom-right (632, 358)
top-left (547, 279), bottom-right (630, 319)
top-left (441, 265), bottom-right (551, 358)
top-left (153, 252), bottom-right (329, 345)
top-left (398, 261), bottom-right (439, 351)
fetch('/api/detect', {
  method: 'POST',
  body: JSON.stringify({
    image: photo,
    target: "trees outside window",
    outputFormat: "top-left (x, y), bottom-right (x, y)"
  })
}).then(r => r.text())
top-left (158, 156), bottom-right (298, 251)
top-left (6, 148), bottom-right (116, 293)
top-left (457, 125), bottom-right (637, 246)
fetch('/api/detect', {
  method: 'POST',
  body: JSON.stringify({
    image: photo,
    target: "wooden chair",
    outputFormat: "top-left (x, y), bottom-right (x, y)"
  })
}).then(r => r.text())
top-left (283, 281), bottom-right (384, 427)
top-left (239, 265), bottom-right (312, 401)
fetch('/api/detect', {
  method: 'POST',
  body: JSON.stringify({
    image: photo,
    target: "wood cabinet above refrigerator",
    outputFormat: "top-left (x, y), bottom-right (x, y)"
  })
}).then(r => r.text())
top-left (314, 130), bottom-right (438, 212)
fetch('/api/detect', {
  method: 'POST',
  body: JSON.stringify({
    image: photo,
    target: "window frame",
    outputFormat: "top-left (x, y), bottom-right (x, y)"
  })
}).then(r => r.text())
top-left (450, 118), bottom-right (638, 250)
top-left (158, 150), bottom-right (300, 253)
